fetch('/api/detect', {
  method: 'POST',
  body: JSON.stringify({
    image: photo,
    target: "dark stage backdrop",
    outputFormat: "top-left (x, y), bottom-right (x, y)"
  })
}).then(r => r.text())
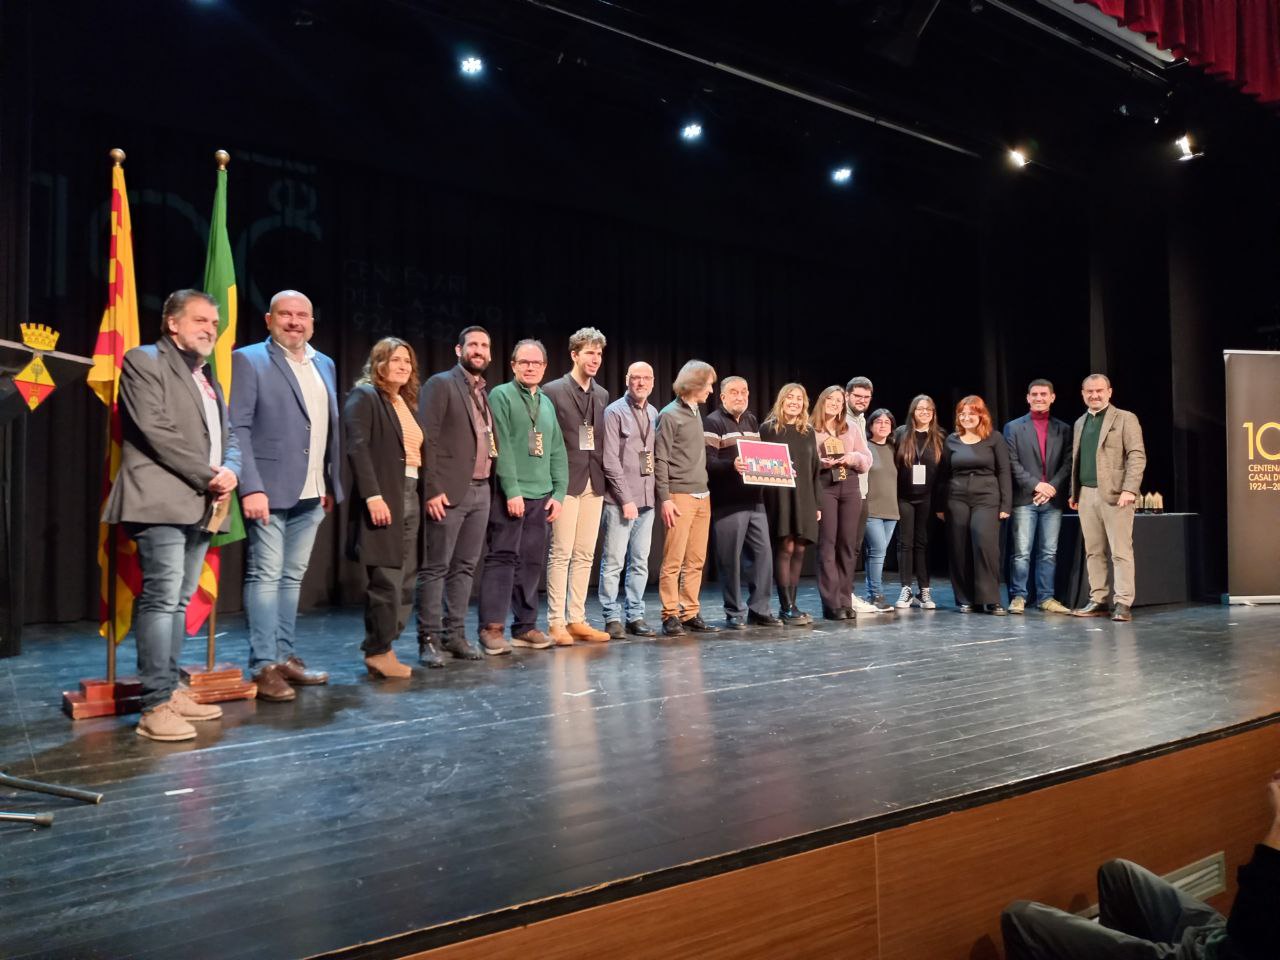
top-left (25, 109), bottom-right (1022, 625)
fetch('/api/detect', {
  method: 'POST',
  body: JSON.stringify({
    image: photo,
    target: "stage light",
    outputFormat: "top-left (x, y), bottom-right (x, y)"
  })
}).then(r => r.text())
top-left (1176, 134), bottom-right (1201, 161)
top-left (831, 166), bottom-right (853, 184)
top-left (680, 122), bottom-right (703, 142)
top-left (1008, 149), bottom-right (1029, 168)
top-left (460, 56), bottom-right (484, 76)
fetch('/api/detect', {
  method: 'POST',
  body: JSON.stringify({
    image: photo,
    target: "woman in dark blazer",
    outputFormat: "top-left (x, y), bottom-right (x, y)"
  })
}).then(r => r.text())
top-left (343, 337), bottom-right (426, 678)
top-left (933, 395), bottom-right (1012, 615)
top-left (761, 383), bottom-right (822, 625)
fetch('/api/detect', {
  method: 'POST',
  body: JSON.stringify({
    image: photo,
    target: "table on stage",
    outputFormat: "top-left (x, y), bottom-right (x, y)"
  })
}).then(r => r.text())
top-left (1054, 511), bottom-right (1200, 608)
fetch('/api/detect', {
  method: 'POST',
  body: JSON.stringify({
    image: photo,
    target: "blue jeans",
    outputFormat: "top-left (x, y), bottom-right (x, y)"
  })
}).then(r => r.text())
top-left (243, 498), bottom-right (325, 672)
top-left (1008, 503), bottom-right (1062, 603)
top-left (597, 503), bottom-right (656, 624)
top-left (863, 517), bottom-right (897, 598)
top-left (130, 523), bottom-right (211, 710)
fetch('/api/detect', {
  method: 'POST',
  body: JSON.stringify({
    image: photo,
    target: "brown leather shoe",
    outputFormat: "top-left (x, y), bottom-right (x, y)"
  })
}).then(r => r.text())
top-left (169, 686), bottom-right (223, 721)
top-left (364, 650), bottom-right (412, 679)
top-left (1111, 603), bottom-right (1133, 622)
top-left (136, 702), bottom-right (197, 742)
top-left (567, 622), bottom-right (610, 643)
top-left (511, 629), bottom-right (553, 649)
top-left (1071, 601), bottom-right (1111, 617)
top-left (548, 624), bottom-right (575, 646)
top-left (253, 664), bottom-right (298, 701)
top-left (478, 624), bottom-right (512, 656)
top-left (277, 655), bottom-right (328, 685)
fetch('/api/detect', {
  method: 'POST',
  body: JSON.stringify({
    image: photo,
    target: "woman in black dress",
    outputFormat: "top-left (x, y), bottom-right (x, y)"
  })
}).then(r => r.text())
top-left (761, 383), bottom-right (822, 624)
top-left (933, 395), bottom-right (1012, 615)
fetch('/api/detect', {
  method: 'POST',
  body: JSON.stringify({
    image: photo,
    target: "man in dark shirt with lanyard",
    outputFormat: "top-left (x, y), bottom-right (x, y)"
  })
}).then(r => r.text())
top-left (542, 327), bottom-right (612, 645)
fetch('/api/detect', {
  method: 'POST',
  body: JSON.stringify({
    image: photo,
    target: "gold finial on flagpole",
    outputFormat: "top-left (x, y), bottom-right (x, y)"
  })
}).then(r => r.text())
top-left (109, 148), bottom-right (126, 166)
top-left (214, 149), bottom-right (230, 170)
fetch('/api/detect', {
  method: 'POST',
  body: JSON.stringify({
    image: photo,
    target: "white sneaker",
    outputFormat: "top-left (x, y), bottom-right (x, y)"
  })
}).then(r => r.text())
top-left (850, 595), bottom-right (887, 616)
top-left (894, 587), bottom-right (914, 610)
top-left (919, 587), bottom-right (936, 610)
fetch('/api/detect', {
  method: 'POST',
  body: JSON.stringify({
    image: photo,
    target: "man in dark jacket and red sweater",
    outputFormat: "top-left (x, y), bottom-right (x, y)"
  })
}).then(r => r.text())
top-left (703, 376), bottom-right (782, 630)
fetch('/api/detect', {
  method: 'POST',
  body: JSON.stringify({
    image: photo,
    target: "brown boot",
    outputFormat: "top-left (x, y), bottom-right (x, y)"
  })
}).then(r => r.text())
top-left (567, 622), bottom-right (610, 643)
top-left (364, 650), bottom-right (412, 679)
top-left (548, 624), bottom-right (575, 646)
top-left (169, 686), bottom-right (223, 721)
top-left (136, 702), bottom-right (197, 742)
top-left (253, 664), bottom-right (298, 701)
top-left (277, 655), bottom-right (329, 685)
top-left (478, 624), bottom-right (512, 656)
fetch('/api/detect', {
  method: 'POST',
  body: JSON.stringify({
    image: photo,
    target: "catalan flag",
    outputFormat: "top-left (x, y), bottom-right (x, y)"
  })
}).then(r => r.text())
top-left (185, 156), bottom-right (244, 635)
top-left (89, 156), bottom-right (142, 642)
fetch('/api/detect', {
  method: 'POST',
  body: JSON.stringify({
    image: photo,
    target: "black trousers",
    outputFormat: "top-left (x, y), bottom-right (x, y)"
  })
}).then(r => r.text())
top-left (416, 479), bottom-right (491, 644)
top-left (944, 482), bottom-right (1002, 606)
top-left (478, 494), bottom-right (550, 635)
top-left (1002, 859), bottom-right (1223, 959)
top-left (363, 478), bottom-right (421, 655)
top-left (817, 478), bottom-right (859, 611)
top-left (896, 496), bottom-right (932, 589)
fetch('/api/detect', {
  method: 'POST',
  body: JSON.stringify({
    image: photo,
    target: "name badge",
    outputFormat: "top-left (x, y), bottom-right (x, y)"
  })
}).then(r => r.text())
top-left (639, 449), bottom-right (654, 476)
top-left (912, 464), bottom-right (926, 485)
top-left (528, 430), bottom-right (544, 458)
top-left (486, 428), bottom-right (498, 459)
top-left (579, 422), bottom-right (595, 451)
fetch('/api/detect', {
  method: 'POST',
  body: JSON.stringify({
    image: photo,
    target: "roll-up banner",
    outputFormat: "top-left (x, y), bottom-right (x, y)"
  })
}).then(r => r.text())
top-left (1224, 349), bottom-right (1280, 603)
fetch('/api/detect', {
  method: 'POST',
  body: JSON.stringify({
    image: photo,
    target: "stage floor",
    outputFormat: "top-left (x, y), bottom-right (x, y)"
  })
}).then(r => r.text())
top-left (3, 583), bottom-right (1279, 960)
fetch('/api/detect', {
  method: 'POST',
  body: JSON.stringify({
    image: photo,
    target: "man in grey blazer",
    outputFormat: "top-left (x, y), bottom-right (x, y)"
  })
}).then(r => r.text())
top-left (1068, 374), bottom-right (1147, 622)
top-left (102, 289), bottom-right (242, 742)
top-left (230, 290), bottom-right (343, 701)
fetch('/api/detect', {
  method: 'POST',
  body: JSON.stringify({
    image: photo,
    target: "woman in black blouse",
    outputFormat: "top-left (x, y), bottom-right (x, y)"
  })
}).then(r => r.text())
top-left (893, 394), bottom-right (944, 610)
top-left (934, 395), bottom-right (1011, 615)
top-left (761, 383), bottom-right (822, 625)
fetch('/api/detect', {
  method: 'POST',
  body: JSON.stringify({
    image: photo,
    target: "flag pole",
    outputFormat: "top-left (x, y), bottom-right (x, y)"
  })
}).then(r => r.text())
top-left (103, 147), bottom-right (126, 687)
top-left (206, 147), bottom-right (229, 675)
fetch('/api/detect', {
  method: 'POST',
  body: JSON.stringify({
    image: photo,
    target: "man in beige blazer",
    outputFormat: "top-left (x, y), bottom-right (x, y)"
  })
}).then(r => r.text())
top-left (1067, 374), bottom-right (1146, 622)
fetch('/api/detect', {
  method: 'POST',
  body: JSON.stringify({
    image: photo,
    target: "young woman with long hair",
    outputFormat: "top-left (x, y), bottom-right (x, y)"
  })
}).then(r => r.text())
top-left (893, 394), bottom-right (944, 609)
top-left (811, 386), bottom-right (871, 620)
top-left (761, 383), bottom-right (823, 624)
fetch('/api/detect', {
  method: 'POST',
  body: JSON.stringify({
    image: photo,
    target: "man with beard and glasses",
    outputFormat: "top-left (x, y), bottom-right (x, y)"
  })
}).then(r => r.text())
top-left (415, 326), bottom-right (499, 664)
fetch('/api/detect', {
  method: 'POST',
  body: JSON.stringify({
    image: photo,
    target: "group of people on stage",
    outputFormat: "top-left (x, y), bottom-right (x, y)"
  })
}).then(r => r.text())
top-left (105, 288), bottom-right (1147, 741)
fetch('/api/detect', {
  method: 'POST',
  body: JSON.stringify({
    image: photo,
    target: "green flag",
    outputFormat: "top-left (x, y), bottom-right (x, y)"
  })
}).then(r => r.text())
top-left (205, 161), bottom-right (244, 547)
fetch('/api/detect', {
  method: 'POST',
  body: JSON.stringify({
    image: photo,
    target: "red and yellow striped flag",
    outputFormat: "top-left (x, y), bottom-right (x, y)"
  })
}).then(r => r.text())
top-left (88, 155), bottom-right (142, 642)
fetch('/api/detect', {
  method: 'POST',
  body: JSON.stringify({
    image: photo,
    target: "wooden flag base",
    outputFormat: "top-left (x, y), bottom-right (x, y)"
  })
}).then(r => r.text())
top-left (179, 663), bottom-right (258, 703)
top-left (62, 676), bottom-right (143, 720)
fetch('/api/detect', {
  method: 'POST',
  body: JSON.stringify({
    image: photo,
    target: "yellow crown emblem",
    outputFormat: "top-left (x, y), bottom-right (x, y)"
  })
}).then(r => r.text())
top-left (20, 323), bottom-right (60, 352)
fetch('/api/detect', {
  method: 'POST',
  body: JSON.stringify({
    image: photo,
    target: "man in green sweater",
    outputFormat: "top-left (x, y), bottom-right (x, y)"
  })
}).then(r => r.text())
top-left (477, 339), bottom-right (567, 654)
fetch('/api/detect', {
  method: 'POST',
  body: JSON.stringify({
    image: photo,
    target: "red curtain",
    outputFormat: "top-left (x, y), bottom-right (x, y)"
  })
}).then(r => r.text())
top-left (1078, 0), bottom-right (1280, 103)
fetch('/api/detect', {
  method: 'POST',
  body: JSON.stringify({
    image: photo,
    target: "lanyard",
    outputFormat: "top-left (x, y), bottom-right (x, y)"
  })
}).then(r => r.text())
top-left (518, 385), bottom-right (541, 430)
top-left (630, 398), bottom-right (652, 447)
top-left (566, 374), bottom-right (595, 425)
top-left (913, 430), bottom-right (930, 466)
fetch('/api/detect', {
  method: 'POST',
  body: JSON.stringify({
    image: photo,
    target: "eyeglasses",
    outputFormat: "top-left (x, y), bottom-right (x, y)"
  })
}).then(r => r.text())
top-left (513, 359), bottom-right (546, 368)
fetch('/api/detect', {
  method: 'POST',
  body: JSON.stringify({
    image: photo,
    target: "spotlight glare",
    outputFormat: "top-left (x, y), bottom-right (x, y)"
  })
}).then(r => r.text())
top-left (680, 122), bottom-right (703, 141)
top-left (1176, 134), bottom-right (1199, 160)
top-left (1008, 149), bottom-right (1029, 168)
top-left (831, 166), bottom-right (853, 184)
top-left (460, 56), bottom-right (484, 76)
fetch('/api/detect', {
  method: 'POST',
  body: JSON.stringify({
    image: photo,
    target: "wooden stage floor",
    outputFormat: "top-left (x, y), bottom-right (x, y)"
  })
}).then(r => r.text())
top-left (2, 583), bottom-right (1278, 959)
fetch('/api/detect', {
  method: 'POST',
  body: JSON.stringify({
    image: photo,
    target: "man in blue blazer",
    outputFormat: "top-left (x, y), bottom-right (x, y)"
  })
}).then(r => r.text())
top-left (1002, 379), bottom-right (1072, 614)
top-left (230, 290), bottom-right (343, 700)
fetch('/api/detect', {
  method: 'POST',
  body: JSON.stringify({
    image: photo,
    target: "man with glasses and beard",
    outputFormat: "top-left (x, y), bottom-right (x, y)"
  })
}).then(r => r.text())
top-left (415, 326), bottom-right (498, 664)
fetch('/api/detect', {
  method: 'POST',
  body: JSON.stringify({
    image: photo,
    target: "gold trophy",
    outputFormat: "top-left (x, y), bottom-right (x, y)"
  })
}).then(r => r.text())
top-left (823, 435), bottom-right (847, 481)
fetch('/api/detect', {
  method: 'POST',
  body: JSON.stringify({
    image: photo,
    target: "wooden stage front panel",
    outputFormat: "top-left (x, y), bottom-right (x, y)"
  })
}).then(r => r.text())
top-left (417, 722), bottom-right (1280, 960)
